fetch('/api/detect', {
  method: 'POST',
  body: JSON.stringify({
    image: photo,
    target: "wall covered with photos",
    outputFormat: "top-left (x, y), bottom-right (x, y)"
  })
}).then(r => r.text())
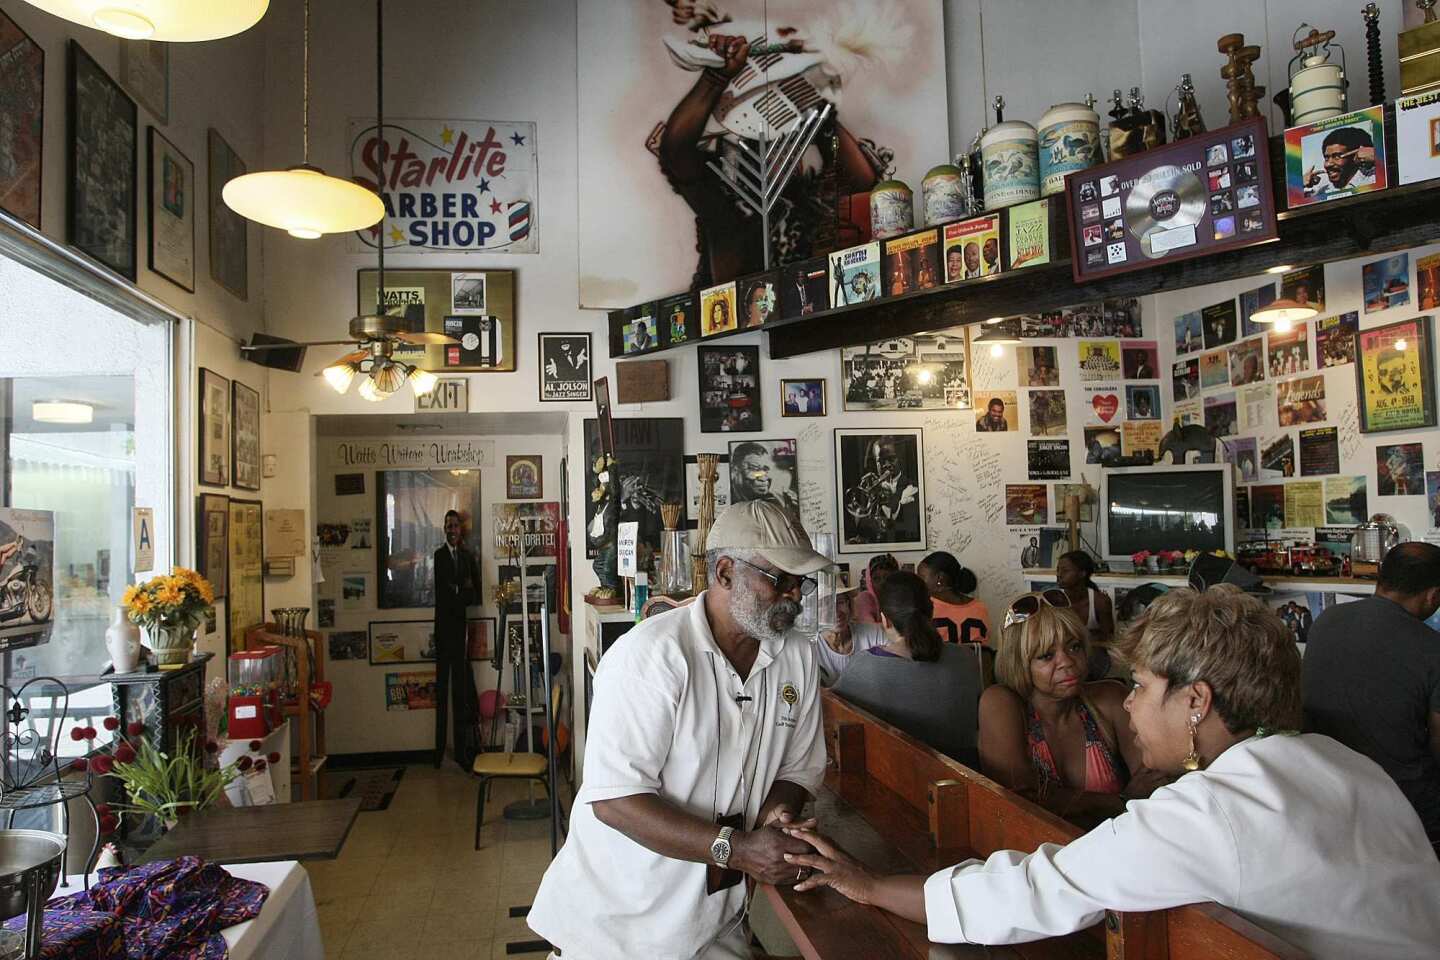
top-left (310, 430), bottom-right (564, 755)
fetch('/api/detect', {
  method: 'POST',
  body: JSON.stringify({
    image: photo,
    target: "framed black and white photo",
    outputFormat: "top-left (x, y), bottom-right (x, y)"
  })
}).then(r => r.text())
top-left (196, 493), bottom-right (229, 599)
top-left (208, 128), bottom-right (248, 300)
top-left (231, 379), bottom-right (260, 491)
top-left (147, 128), bottom-right (194, 291)
top-left (68, 41), bottom-right (137, 280)
top-left (697, 344), bottom-right (762, 433)
top-left (538, 333), bottom-right (592, 401)
top-left (841, 329), bottom-right (971, 411)
top-left (834, 428), bottom-right (926, 554)
top-left (198, 367), bottom-right (230, 487)
top-left (582, 418), bottom-right (685, 560)
top-left (728, 439), bottom-right (799, 522)
top-left (780, 379), bottom-right (825, 417)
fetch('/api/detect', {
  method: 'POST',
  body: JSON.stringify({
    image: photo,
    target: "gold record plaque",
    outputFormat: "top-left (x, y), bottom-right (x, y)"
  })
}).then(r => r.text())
top-left (1066, 117), bottom-right (1277, 283)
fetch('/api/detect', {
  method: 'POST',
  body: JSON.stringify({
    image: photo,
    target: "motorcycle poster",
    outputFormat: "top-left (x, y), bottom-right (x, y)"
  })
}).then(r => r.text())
top-left (0, 507), bottom-right (55, 649)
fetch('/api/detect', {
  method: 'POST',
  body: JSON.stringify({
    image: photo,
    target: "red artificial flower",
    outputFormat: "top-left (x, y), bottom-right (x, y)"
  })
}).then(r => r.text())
top-left (83, 727), bottom-right (97, 740)
top-left (126, 721), bottom-right (145, 737)
top-left (70, 728), bottom-right (86, 742)
top-left (248, 740), bottom-right (262, 752)
top-left (204, 739), bottom-right (219, 754)
top-left (69, 758), bottom-right (88, 772)
top-left (254, 759), bottom-right (267, 772)
top-left (98, 814), bottom-right (119, 835)
top-left (236, 756), bottom-right (253, 771)
top-left (103, 717), bottom-right (120, 731)
top-left (94, 803), bottom-right (112, 817)
top-left (114, 744), bottom-right (136, 764)
top-left (266, 752), bottom-right (280, 764)
top-left (90, 755), bottom-right (114, 775)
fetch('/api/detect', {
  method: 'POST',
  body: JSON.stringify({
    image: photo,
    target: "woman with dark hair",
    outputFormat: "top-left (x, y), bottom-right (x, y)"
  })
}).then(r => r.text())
top-left (917, 551), bottom-right (991, 647)
top-left (851, 553), bottom-right (898, 624)
top-left (832, 572), bottom-right (984, 766)
top-left (1056, 550), bottom-right (1114, 678)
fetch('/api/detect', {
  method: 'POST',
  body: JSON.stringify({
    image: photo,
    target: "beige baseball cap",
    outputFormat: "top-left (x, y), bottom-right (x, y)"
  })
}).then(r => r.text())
top-left (706, 500), bottom-right (833, 576)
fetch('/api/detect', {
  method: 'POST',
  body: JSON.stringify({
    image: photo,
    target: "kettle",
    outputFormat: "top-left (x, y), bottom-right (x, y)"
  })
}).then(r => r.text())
top-left (1351, 514), bottom-right (1403, 565)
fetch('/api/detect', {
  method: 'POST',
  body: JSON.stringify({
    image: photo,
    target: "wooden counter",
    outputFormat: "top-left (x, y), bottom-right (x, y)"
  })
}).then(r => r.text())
top-left (760, 691), bottom-right (1307, 960)
top-left (1026, 568), bottom-right (1375, 595)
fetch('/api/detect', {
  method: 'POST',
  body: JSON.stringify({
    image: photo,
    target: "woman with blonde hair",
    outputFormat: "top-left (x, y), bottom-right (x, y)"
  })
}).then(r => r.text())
top-left (782, 586), bottom-right (1440, 958)
top-left (977, 591), bottom-right (1159, 822)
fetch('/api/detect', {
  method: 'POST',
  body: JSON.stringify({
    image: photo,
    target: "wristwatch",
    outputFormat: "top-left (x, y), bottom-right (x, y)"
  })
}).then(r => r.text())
top-left (710, 826), bottom-right (735, 867)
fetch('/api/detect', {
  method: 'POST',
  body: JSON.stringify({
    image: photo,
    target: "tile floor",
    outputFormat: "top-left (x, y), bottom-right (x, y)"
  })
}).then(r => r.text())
top-left (305, 763), bottom-right (564, 959)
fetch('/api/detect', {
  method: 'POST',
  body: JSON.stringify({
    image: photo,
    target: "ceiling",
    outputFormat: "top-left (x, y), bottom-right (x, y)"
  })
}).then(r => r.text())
top-left (7, 376), bottom-right (135, 434)
top-left (315, 411), bottom-right (570, 437)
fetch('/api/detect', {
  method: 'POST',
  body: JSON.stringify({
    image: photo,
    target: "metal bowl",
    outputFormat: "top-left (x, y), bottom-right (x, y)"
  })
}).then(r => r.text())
top-left (0, 830), bottom-right (66, 922)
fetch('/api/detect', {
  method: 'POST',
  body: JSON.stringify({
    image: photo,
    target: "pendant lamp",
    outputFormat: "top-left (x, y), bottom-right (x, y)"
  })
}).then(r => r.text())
top-left (1249, 298), bottom-right (1318, 326)
top-left (222, 0), bottom-right (383, 239)
top-left (19, 0), bottom-right (267, 41)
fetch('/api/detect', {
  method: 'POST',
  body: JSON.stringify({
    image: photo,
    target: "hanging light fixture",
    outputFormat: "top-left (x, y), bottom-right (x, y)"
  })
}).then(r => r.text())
top-left (223, 0), bottom-right (383, 238)
top-left (19, 0), bottom-right (267, 41)
top-left (1250, 298), bottom-right (1318, 325)
top-left (32, 401), bottom-right (93, 424)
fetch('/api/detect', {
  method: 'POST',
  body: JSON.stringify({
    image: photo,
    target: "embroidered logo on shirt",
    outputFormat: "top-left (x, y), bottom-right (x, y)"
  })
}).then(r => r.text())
top-left (776, 681), bottom-right (800, 729)
top-left (780, 682), bottom-right (799, 707)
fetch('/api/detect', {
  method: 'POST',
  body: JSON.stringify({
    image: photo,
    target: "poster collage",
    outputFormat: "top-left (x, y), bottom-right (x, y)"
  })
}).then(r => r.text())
top-left (313, 444), bottom-right (562, 714)
top-left (1170, 253), bottom-right (1440, 564)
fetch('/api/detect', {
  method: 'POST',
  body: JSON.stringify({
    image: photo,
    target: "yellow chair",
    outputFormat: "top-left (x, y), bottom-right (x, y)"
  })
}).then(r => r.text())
top-left (472, 679), bottom-right (564, 849)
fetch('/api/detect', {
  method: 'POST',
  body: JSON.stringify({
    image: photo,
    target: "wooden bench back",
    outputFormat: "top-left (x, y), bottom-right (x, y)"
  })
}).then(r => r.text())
top-left (821, 690), bottom-right (1307, 960)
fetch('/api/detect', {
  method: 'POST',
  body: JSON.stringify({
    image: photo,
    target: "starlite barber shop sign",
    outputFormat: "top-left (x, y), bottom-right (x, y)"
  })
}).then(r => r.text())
top-left (348, 118), bottom-right (538, 253)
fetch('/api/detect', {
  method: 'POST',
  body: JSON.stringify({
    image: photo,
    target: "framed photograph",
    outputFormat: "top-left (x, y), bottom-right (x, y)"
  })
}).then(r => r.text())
top-left (231, 380), bottom-right (260, 491)
top-left (466, 618), bottom-right (495, 661)
top-left (538, 333), bottom-right (592, 401)
top-left (0, 10), bottom-right (44, 227)
top-left (492, 502), bottom-right (561, 559)
top-left (499, 563), bottom-right (557, 614)
top-left (506, 455), bottom-right (543, 499)
top-left (208, 128), bottom-right (248, 300)
top-left (226, 499), bottom-right (263, 657)
top-left (582, 418), bottom-right (685, 560)
top-left (841, 328), bottom-right (971, 411)
top-left (196, 493), bottom-right (229, 600)
top-left (729, 439), bottom-right (799, 521)
top-left (145, 128), bottom-right (194, 291)
top-left (376, 469), bottom-right (482, 609)
top-left (68, 41), bottom-right (137, 280)
top-left (358, 269), bottom-right (516, 372)
top-left (198, 368), bottom-right (231, 487)
top-left (118, 39), bottom-right (168, 123)
top-left (1357, 315), bottom-right (1437, 434)
top-left (780, 379), bottom-right (825, 417)
top-left (834, 428), bottom-right (926, 554)
top-left (697, 345), bottom-right (761, 433)
top-left (368, 619), bottom-right (436, 665)
top-left (1284, 104), bottom-right (1388, 209)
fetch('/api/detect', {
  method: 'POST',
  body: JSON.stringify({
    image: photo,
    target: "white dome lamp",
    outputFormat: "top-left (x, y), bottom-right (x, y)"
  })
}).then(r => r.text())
top-left (222, 0), bottom-right (383, 239)
top-left (19, 0), bottom-right (268, 41)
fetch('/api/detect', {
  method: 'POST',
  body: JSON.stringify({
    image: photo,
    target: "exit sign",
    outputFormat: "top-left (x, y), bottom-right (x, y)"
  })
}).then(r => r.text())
top-left (415, 378), bottom-right (468, 412)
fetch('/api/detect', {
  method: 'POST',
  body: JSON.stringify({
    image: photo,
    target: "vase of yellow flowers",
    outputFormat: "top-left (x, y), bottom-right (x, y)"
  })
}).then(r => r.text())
top-left (122, 567), bottom-right (216, 667)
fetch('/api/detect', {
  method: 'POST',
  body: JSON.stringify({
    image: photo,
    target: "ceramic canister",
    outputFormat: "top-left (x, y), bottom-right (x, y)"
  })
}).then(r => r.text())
top-left (921, 163), bottom-right (967, 225)
top-left (869, 178), bottom-right (915, 238)
top-left (1290, 55), bottom-right (1346, 125)
top-left (979, 121), bottom-right (1040, 209)
top-left (1037, 101), bottom-right (1102, 196)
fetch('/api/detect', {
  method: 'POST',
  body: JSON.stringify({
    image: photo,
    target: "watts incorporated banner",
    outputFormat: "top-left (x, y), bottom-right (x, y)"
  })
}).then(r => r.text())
top-left (349, 118), bottom-right (537, 253)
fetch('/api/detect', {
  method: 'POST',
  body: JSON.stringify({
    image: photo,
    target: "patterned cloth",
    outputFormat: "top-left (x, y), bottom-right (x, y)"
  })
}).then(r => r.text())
top-left (3, 857), bottom-right (269, 960)
top-left (1026, 699), bottom-right (1128, 796)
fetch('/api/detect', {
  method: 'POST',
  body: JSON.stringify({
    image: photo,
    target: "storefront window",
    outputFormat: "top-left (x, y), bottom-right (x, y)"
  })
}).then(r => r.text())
top-left (0, 251), bottom-right (174, 681)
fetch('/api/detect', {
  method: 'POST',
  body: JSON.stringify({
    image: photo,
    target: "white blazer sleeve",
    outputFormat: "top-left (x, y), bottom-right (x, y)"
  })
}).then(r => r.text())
top-left (923, 777), bottom-right (1240, 945)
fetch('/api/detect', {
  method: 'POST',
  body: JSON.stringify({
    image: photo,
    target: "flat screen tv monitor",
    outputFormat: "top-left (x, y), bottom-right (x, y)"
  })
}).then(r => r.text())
top-left (1102, 465), bottom-right (1234, 565)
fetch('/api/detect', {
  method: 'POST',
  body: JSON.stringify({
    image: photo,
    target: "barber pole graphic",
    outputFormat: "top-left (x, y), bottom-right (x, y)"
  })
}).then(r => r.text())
top-left (348, 118), bottom-right (538, 253)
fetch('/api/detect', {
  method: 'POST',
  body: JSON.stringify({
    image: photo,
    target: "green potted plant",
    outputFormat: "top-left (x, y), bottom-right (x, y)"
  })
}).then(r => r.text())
top-left (95, 724), bottom-right (235, 832)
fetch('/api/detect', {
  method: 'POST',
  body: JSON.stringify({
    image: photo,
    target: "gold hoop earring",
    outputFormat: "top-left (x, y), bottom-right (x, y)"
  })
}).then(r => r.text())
top-left (1181, 713), bottom-right (1202, 772)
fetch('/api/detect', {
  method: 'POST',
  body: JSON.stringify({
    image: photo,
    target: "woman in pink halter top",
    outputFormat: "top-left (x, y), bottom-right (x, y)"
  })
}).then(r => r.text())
top-left (978, 590), bottom-right (1169, 822)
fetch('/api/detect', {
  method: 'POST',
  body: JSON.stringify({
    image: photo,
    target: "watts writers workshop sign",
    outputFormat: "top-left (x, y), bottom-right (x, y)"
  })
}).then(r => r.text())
top-left (349, 118), bottom-right (537, 254)
top-left (327, 438), bottom-right (495, 470)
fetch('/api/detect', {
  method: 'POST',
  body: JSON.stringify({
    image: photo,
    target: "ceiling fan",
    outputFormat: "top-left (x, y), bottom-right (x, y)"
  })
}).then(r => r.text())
top-left (238, 0), bottom-right (455, 401)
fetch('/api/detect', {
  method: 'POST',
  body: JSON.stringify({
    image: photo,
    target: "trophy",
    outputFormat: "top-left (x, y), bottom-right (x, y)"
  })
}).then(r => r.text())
top-left (1169, 73), bottom-right (1207, 139)
top-left (1219, 33), bottom-right (1266, 122)
top-left (1108, 87), bottom-right (1166, 159)
top-left (1400, 0), bottom-right (1440, 94)
top-left (1364, 4), bottom-right (1385, 105)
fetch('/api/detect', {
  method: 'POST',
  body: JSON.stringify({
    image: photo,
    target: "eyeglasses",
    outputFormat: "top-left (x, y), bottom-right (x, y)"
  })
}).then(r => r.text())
top-left (733, 557), bottom-right (817, 597)
top-left (1001, 589), bottom-right (1071, 631)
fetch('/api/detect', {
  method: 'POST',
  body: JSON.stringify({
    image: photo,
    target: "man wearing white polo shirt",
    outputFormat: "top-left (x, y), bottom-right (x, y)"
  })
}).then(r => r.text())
top-left (529, 501), bottom-right (831, 959)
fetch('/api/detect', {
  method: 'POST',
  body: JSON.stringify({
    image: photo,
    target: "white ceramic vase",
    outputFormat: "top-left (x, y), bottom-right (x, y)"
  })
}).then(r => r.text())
top-left (104, 608), bottom-right (142, 674)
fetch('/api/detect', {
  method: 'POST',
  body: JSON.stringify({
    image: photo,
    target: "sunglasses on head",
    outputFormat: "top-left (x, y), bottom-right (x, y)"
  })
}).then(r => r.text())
top-left (1001, 589), bottom-right (1071, 631)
